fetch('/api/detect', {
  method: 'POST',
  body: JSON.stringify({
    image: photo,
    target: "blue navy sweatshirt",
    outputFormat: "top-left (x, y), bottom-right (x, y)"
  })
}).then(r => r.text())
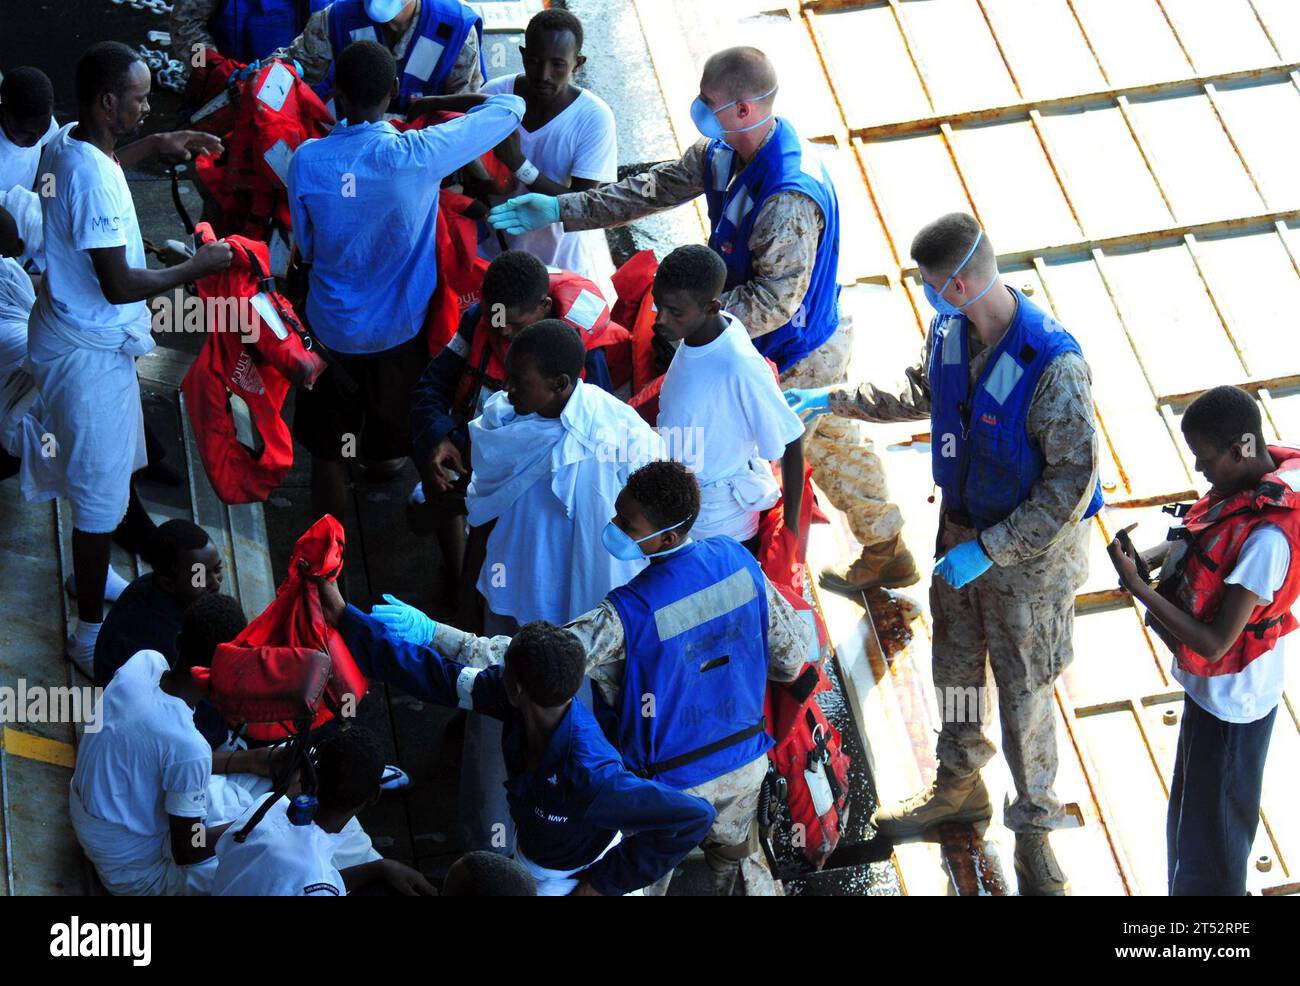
top-left (339, 606), bottom-right (714, 895)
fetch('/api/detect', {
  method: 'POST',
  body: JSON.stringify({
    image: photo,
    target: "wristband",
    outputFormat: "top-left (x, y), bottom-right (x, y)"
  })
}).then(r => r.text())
top-left (514, 158), bottom-right (541, 186)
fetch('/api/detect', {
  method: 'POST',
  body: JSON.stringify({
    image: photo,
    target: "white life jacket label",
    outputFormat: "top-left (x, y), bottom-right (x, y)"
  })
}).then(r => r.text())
top-left (250, 292), bottom-right (289, 341)
top-left (256, 61), bottom-right (294, 114)
top-left (565, 289), bottom-right (605, 334)
top-left (263, 139), bottom-right (294, 187)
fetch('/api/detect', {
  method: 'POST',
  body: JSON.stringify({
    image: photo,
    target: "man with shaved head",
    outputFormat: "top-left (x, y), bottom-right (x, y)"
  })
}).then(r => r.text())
top-left (487, 46), bottom-right (916, 588)
top-left (788, 213), bottom-right (1104, 895)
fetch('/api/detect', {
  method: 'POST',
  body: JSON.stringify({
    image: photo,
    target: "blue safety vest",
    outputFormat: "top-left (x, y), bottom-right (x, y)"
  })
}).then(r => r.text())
top-left (703, 119), bottom-right (841, 374)
top-left (928, 288), bottom-right (1104, 531)
top-left (601, 537), bottom-right (772, 790)
top-left (209, 0), bottom-right (328, 63)
top-left (316, 0), bottom-right (483, 109)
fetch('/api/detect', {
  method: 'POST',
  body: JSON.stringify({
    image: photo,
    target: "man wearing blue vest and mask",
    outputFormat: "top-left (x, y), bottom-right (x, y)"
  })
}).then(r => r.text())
top-left (787, 213), bottom-right (1103, 896)
top-left (371, 460), bottom-right (813, 895)
top-left (268, 0), bottom-right (484, 109)
top-left (487, 45), bottom-right (918, 596)
top-left (170, 0), bottom-right (330, 67)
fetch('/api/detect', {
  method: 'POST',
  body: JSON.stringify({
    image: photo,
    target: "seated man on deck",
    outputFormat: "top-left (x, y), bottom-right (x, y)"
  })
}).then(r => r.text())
top-left (213, 726), bottom-right (430, 896)
top-left (70, 595), bottom-right (278, 895)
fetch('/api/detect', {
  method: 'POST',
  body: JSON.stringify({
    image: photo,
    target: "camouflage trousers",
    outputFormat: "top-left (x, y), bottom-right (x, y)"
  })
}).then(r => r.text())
top-left (780, 317), bottom-right (904, 547)
top-left (642, 755), bottom-right (780, 896)
top-left (930, 522), bottom-right (1087, 833)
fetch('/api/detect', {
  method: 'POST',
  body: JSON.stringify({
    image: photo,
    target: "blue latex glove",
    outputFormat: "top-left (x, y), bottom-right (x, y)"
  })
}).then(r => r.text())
top-left (488, 193), bottom-right (561, 234)
top-left (784, 386), bottom-right (833, 423)
top-left (370, 594), bottom-right (438, 647)
top-left (934, 539), bottom-right (993, 589)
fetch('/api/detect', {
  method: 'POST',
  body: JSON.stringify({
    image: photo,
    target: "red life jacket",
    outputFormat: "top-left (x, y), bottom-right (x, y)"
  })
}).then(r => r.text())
top-left (757, 464), bottom-right (844, 867)
top-left (194, 515), bottom-right (368, 741)
top-left (392, 110), bottom-right (514, 194)
top-left (1165, 444), bottom-right (1300, 677)
top-left (423, 188), bottom-right (490, 356)
top-left (453, 268), bottom-right (630, 417)
top-left (188, 54), bottom-right (334, 240)
top-left (391, 112), bottom-right (510, 356)
top-left (181, 222), bottom-right (326, 504)
top-left (610, 250), bottom-right (663, 422)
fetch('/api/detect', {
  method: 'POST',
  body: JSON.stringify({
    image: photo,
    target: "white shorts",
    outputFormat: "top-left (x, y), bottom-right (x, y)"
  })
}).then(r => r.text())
top-left (22, 329), bottom-right (146, 534)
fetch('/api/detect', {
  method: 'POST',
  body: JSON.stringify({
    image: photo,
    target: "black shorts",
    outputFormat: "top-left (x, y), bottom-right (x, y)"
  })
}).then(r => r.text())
top-left (293, 332), bottom-right (428, 463)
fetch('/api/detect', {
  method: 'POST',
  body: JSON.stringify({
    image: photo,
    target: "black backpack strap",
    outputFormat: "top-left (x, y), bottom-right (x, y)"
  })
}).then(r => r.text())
top-left (631, 718), bottom-right (767, 781)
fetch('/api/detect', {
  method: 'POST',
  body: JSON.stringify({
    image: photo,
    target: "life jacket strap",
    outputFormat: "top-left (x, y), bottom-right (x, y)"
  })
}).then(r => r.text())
top-left (632, 718), bottom-right (768, 781)
top-left (1244, 613), bottom-right (1286, 640)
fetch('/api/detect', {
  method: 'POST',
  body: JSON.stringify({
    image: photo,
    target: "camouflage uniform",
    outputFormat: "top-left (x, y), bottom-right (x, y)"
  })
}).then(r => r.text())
top-left (557, 127), bottom-right (903, 557)
top-left (831, 303), bottom-right (1098, 832)
top-left (170, 0), bottom-right (484, 92)
top-left (433, 572), bottom-right (812, 895)
top-left (782, 319), bottom-right (908, 551)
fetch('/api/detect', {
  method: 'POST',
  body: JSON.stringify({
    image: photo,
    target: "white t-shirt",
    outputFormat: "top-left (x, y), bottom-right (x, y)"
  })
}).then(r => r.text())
top-left (0, 255), bottom-right (34, 374)
top-left (1172, 523), bottom-right (1291, 723)
top-left (69, 650), bottom-right (212, 894)
top-left (212, 794), bottom-right (347, 896)
top-left (479, 75), bottom-right (617, 282)
top-left (0, 116), bottom-right (57, 193)
top-left (658, 311), bottom-right (807, 541)
top-left (37, 123), bottom-right (149, 337)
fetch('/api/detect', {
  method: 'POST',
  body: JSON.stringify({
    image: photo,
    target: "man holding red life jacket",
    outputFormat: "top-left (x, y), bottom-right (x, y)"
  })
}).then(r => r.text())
top-left (22, 43), bottom-right (233, 674)
top-left (286, 40), bottom-right (523, 524)
top-left (374, 461), bottom-right (813, 895)
top-left (1109, 386), bottom-right (1299, 896)
top-left (488, 46), bottom-right (918, 595)
top-left (790, 214), bottom-right (1103, 896)
top-left (408, 249), bottom-right (623, 593)
top-left (170, 0), bottom-right (330, 68)
top-left (269, 0), bottom-right (484, 111)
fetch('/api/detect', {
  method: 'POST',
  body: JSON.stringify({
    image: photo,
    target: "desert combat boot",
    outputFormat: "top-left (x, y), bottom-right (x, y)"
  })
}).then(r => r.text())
top-left (819, 534), bottom-right (920, 596)
top-left (870, 766), bottom-right (992, 838)
top-left (1014, 832), bottom-right (1070, 896)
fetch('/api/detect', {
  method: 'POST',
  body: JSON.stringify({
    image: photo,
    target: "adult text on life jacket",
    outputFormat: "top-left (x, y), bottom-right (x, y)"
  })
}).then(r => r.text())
top-left (928, 287), bottom-right (1104, 531)
top-left (703, 118), bottom-right (841, 374)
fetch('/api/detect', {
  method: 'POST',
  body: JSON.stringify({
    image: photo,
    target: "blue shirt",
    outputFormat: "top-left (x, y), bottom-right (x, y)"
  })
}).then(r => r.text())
top-left (287, 95), bottom-right (524, 354)
top-left (339, 606), bottom-right (715, 895)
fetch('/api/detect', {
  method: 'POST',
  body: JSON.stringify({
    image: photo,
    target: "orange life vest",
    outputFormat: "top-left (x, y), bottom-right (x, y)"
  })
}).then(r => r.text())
top-left (181, 222), bottom-right (326, 504)
top-left (1161, 444), bottom-right (1300, 677)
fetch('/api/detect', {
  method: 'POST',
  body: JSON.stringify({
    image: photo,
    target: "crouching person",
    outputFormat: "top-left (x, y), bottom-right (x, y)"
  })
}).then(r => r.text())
top-left (213, 726), bottom-right (432, 896)
top-left (321, 578), bottom-right (716, 896)
top-left (70, 594), bottom-right (280, 895)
